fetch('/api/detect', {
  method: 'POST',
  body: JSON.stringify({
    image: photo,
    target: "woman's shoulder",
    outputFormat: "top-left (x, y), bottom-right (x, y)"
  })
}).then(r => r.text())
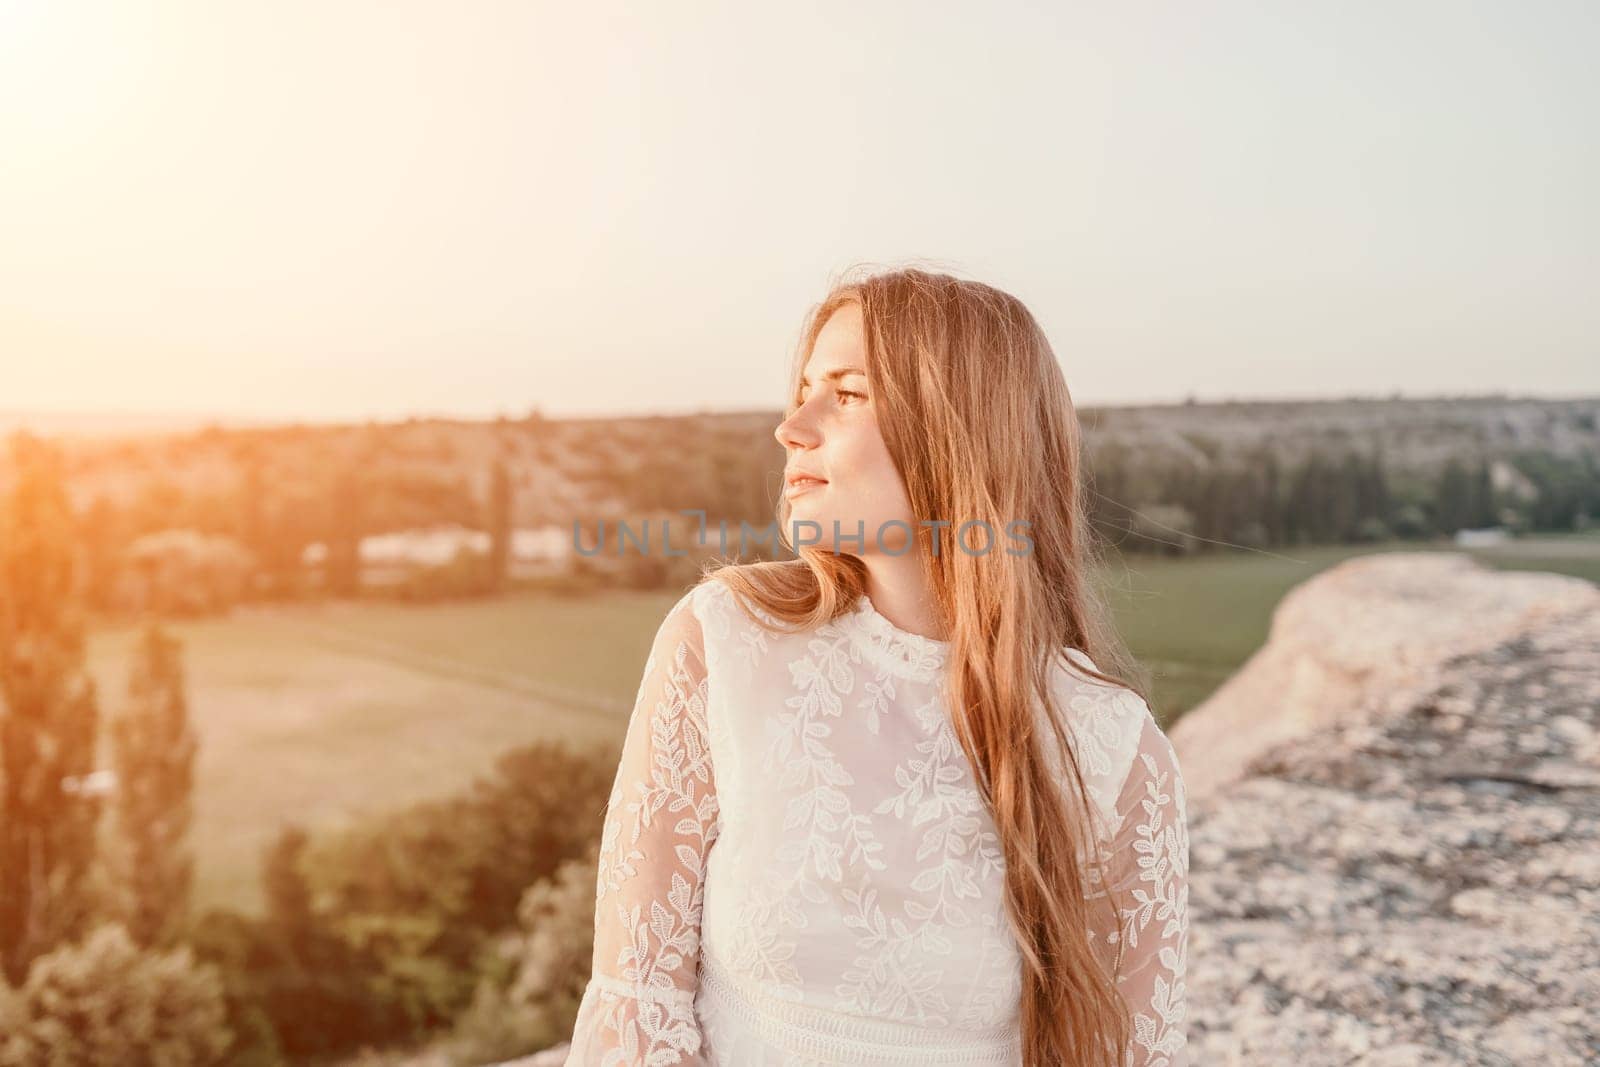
top-left (1056, 647), bottom-right (1158, 718)
top-left (652, 568), bottom-right (751, 621)
top-left (683, 564), bottom-right (813, 635)
top-left (1047, 647), bottom-right (1168, 819)
top-left (647, 570), bottom-right (786, 657)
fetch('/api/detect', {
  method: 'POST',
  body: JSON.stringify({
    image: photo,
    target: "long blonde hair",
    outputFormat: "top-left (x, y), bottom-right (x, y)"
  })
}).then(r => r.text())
top-left (707, 264), bottom-right (1152, 1065)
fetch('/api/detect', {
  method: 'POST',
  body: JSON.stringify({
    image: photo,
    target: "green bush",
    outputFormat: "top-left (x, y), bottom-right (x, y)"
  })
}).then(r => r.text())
top-left (0, 923), bottom-right (232, 1066)
top-left (1353, 516), bottom-right (1391, 543)
top-left (446, 847), bottom-right (599, 1064)
top-left (190, 739), bottom-right (614, 1061)
top-left (1389, 503), bottom-right (1432, 540)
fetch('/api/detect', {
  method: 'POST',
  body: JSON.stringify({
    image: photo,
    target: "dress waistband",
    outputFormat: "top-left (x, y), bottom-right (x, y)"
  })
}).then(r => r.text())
top-left (696, 951), bottom-right (1021, 1065)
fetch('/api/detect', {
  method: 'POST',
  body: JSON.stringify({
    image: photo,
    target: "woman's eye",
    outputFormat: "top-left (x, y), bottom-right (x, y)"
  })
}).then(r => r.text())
top-left (836, 389), bottom-right (866, 405)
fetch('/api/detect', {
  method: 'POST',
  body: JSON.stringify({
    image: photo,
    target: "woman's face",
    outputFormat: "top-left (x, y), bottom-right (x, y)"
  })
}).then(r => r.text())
top-left (773, 302), bottom-right (914, 556)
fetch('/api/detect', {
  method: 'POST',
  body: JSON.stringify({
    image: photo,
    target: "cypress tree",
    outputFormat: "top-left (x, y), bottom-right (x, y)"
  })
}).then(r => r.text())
top-left (1436, 458), bottom-right (1474, 534)
top-left (108, 619), bottom-right (197, 949)
top-left (324, 460), bottom-right (363, 597)
top-left (0, 432), bottom-right (104, 984)
top-left (488, 455), bottom-right (513, 593)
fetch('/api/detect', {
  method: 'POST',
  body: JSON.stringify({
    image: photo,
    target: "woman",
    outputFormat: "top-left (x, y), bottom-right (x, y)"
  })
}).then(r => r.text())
top-left (565, 267), bottom-right (1189, 1066)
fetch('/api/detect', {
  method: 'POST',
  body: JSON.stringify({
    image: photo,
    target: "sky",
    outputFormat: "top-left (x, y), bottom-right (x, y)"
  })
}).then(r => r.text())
top-left (1, 0), bottom-right (1596, 423)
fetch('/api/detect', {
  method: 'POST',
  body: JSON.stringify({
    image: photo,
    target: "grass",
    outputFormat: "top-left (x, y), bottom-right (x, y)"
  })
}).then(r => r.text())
top-left (1102, 540), bottom-right (1440, 722)
top-left (83, 588), bottom-right (685, 917)
top-left (1105, 533), bottom-right (1600, 721)
top-left (1459, 529), bottom-right (1600, 584)
top-left (80, 534), bottom-right (1597, 919)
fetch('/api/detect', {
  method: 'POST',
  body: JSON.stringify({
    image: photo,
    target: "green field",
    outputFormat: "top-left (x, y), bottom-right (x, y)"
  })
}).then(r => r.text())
top-left (82, 536), bottom-right (1599, 918)
top-left (84, 588), bottom-right (686, 917)
top-left (1103, 533), bottom-right (1600, 719)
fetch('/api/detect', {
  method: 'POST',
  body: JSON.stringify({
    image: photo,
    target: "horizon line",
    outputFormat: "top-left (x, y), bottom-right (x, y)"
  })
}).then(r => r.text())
top-left (2, 386), bottom-right (1598, 438)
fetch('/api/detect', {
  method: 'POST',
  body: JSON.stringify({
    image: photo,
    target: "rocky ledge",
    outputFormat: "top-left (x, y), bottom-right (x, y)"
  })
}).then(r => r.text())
top-left (1171, 552), bottom-right (1600, 1065)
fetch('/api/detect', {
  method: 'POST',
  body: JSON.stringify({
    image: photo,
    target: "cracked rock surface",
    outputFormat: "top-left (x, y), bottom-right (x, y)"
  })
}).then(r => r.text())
top-left (1174, 553), bottom-right (1600, 1065)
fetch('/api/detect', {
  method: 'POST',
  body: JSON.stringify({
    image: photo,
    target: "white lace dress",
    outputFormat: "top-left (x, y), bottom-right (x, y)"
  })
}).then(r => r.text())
top-left (564, 579), bottom-right (1189, 1067)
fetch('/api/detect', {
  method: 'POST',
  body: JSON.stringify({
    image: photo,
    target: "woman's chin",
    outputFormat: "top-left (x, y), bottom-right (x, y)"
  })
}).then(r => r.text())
top-left (788, 512), bottom-right (884, 558)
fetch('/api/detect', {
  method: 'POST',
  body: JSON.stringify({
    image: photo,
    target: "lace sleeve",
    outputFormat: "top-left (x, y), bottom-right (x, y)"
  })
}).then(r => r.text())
top-left (1098, 712), bottom-right (1190, 1067)
top-left (566, 591), bottom-right (721, 1067)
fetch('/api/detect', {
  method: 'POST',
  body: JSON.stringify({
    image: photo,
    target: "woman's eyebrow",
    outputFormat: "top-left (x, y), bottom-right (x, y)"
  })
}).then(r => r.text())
top-left (798, 366), bottom-right (867, 386)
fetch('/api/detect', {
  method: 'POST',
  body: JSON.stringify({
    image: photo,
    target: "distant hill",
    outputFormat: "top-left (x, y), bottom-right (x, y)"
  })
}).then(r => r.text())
top-left (0, 409), bottom-right (288, 441)
top-left (1, 394), bottom-right (1594, 566)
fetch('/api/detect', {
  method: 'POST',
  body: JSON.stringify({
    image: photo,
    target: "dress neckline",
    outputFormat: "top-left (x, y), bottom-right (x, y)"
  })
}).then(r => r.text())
top-left (832, 592), bottom-right (1104, 683)
top-left (833, 592), bottom-right (951, 684)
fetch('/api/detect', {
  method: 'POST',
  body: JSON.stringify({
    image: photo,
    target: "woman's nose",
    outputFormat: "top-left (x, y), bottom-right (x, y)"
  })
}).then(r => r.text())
top-left (774, 407), bottom-right (820, 450)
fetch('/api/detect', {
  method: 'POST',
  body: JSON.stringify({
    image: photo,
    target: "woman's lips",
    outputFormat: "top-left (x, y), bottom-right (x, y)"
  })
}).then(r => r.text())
top-left (784, 476), bottom-right (827, 498)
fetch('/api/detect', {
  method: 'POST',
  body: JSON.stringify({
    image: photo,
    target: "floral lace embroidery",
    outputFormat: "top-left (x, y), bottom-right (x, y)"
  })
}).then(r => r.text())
top-left (835, 693), bottom-right (1009, 1024)
top-left (567, 580), bottom-right (1189, 1066)
top-left (1112, 725), bottom-right (1189, 1066)
top-left (567, 592), bottom-right (720, 1066)
top-left (832, 593), bottom-right (949, 683)
top-left (768, 630), bottom-right (889, 884)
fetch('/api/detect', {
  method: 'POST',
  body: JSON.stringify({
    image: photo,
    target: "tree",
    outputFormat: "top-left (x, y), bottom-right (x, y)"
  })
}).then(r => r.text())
top-left (1332, 452), bottom-right (1365, 541)
top-left (1126, 503), bottom-right (1197, 556)
top-left (1472, 458), bottom-right (1497, 528)
top-left (107, 620), bottom-right (198, 949)
top-left (1260, 449), bottom-right (1285, 545)
top-left (1435, 458), bottom-right (1474, 535)
top-left (0, 922), bottom-right (232, 1066)
top-left (1286, 450), bottom-right (1332, 545)
top-left (488, 455), bottom-right (513, 594)
top-left (76, 494), bottom-right (125, 613)
top-left (500, 852), bottom-right (596, 1031)
top-left (1364, 448), bottom-right (1392, 534)
top-left (323, 460), bottom-right (364, 598)
top-left (261, 825), bottom-right (315, 958)
top-left (255, 823), bottom-right (376, 1057)
top-left (233, 445), bottom-right (274, 598)
top-left (0, 432), bottom-right (104, 985)
top-left (447, 848), bottom-right (600, 1063)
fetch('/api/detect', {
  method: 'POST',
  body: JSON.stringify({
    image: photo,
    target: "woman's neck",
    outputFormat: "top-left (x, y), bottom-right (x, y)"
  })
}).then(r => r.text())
top-left (861, 554), bottom-right (946, 642)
